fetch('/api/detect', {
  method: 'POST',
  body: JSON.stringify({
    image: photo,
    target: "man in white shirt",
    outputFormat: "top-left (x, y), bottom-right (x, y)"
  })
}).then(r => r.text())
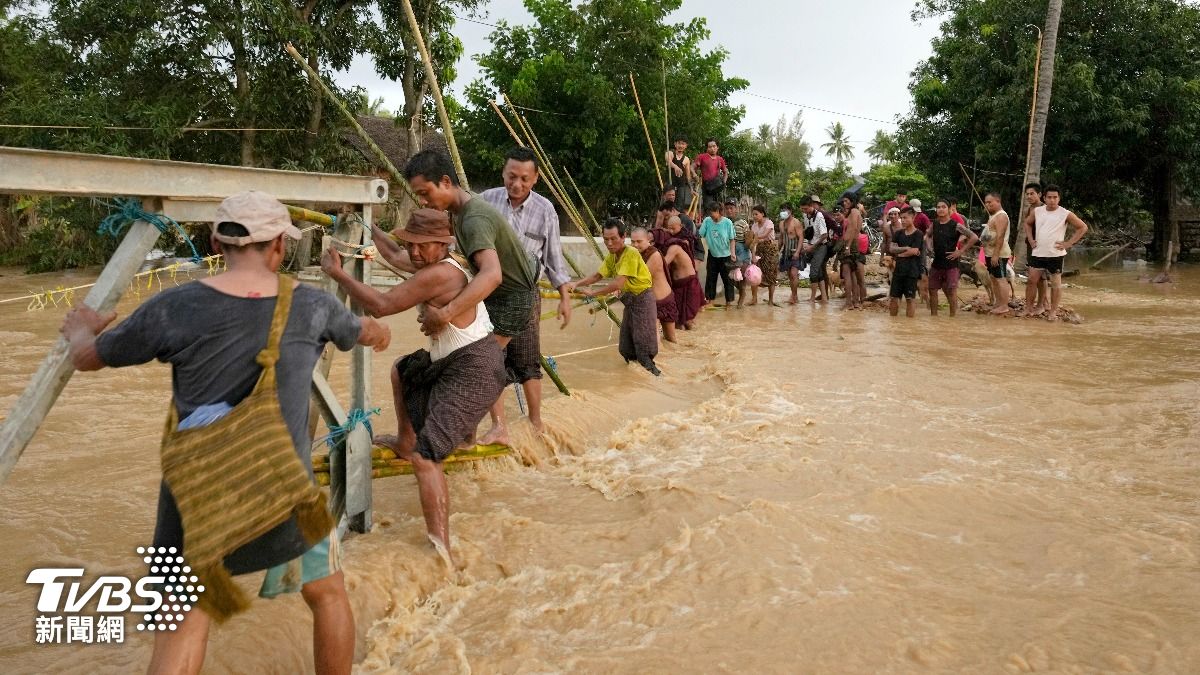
top-left (800, 195), bottom-right (830, 303)
top-left (1019, 184), bottom-right (1089, 321)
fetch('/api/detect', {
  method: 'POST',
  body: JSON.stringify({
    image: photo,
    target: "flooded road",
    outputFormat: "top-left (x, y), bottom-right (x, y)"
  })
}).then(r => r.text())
top-left (1, 256), bottom-right (1197, 673)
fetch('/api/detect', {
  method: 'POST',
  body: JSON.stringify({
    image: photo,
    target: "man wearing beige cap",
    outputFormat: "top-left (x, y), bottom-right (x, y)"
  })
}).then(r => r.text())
top-left (60, 190), bottom-right (391, 675)
top-left (322, 209), bottom-right (507, 564)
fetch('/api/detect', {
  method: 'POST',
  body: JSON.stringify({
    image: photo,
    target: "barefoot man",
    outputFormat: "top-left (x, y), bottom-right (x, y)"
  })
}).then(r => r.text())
top-left (631, 225), bottom-right (677, 343)
top-left (62, 191), bottom-right (391, 675)
top-left (659, 215), bottom-right (705, 330)
top-left (925, 197), bottom-right (979, 317)
top-left (1020, 184), bottom-right (1089, 321)
top-left (777, 203), bottom-right (804, 304)
top-left (323, 209), bottom-right (508, 562)
top-left (368, 150), bottom-right (539, 452)
top-left (480, 146), bottom-right (573, 443)
top-left (981, 191), bottom-right (1012, 314)
top-left (572, 218), bottom-right (662, 375)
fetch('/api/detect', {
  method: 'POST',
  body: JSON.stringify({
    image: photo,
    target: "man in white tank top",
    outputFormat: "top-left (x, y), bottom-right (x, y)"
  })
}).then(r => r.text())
top-left (322, 209), bottom-right (507, 562)
top-left (1019, 185), bottom-right (1089, 321)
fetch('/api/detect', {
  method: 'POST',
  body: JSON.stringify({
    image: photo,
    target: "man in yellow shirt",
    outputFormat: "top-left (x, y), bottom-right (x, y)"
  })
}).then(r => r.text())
top-left (572, 218), bottom-right (661, 375)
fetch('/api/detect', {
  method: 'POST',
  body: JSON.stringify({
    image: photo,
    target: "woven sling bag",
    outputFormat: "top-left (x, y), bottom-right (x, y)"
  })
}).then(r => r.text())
top-left (159, 275), bottom-right (333, 621)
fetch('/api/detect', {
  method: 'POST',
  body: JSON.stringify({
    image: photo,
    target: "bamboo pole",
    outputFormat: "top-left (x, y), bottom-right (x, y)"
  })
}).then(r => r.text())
top-left (629, 72), bottom-right (664, 190)
top-left (398, 0), bottom-right (469, 190)
top-left (286, 205), bottom-right (335, 227)
top-left (283, 43), bottom-right (418, 206)
top-left (314, 446), bottom-right (507, 470)
top-left (661, 59), bottom-right (669, 156)
top-left (958, 162), bottom-right (987, 211)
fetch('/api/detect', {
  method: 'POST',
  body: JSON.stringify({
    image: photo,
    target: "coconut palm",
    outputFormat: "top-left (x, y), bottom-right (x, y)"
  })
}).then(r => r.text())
top-left (1014, 0), bottom-right (1063, 268)
top-left (821, 122), bottom-right (854, 167)
top-left (866, 130), bottom-right (898, 163)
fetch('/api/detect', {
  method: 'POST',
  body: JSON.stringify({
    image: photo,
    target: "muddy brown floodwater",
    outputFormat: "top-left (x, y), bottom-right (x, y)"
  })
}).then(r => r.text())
top-left (1, 256), bottom-right (1198, 674)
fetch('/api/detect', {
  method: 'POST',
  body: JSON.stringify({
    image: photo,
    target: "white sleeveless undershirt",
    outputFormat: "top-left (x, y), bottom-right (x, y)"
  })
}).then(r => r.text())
top-left (1033, 205), bottom-right (1071, 258)
top-left (421, 257), bottom-right (493, 362)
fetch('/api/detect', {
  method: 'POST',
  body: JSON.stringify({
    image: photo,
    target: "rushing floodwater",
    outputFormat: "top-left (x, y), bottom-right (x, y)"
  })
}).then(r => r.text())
top-left (0, 256), bottom-right (1197, 673)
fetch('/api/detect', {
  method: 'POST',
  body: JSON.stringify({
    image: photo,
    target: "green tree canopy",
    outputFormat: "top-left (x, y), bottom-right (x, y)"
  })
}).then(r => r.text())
top-left (899, 0), bottom-right (1200, 255)
top-left (456, 0), bottom-right (748, 218)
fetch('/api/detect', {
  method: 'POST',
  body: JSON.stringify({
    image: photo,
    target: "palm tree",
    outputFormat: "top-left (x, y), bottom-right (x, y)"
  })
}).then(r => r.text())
top-left (756, 123), bottom-right (774, 148)
top-left (866, 130), bottom-right (898, 163)
top-left (821, 122), bottom-right (854, 167)
top-left (364, 95), bottom-right (391, 118)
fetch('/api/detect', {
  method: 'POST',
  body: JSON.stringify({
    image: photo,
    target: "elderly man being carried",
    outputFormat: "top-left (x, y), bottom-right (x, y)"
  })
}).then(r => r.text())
top-left (322, 209), bottom-right (507, 565)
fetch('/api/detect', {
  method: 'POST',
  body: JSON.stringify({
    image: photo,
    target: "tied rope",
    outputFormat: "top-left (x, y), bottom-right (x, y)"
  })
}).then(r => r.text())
top-left (319, 407), bottom-right (381, 450)
top-left (97, 198), bottom-right (202, 262)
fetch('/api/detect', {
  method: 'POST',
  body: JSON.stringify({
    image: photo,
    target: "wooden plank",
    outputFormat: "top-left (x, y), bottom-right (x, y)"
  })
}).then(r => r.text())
top-left (0, 146), bottom-right (389, 204)
top-left (347, 209), bottom-right (373, 532)
top-left (0, 214), bottom-right (164, 484)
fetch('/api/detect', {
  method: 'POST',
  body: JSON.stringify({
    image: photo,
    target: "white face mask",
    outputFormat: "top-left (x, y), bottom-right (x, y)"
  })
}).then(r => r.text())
top-left (779, 210), bottom-right (790, 220)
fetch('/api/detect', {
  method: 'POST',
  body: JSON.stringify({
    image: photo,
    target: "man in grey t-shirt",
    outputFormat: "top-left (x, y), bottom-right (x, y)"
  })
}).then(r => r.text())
top-left (61, 191), bottom-right (390, 674)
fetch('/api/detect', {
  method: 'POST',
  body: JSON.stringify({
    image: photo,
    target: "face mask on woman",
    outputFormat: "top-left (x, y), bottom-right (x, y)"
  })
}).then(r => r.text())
top-left (779, 210), bottom-right (790, 221)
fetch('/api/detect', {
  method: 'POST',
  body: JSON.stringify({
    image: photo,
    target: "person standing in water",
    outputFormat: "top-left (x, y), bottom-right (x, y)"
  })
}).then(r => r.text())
top-left (699, 200), bottom-right (737, 306)
top-left (323, 209), bottom-right (506, 565)
top-left (631, 226), bottom-right (678, 343)
top-left (777, 203), bottom-right (804, 304)
top-left (925, 197), bottom-right (979, 317)
top-left (1021, 182), bottom-right (1049, 314)
top-left (888, 206), bottom-right (924, 317)
top-left (661, 215), bottom-right (705, 330)
top-left (749, 204), bottom-right (778, 306)
top-left (1020, 185), bottom-right (1089, 321)
top-left (572, 218), bottom-right (661, 375)
top-left (980, 191), bottom-right (1013, 314)
top-left (62, 191), bottom-right (391, 675)
top-left (479, 146), bottom-right (573, 443)
top-left (372, 150), bottom-right (539, 450)
top-left (800, 196), bottom-right (831, 303)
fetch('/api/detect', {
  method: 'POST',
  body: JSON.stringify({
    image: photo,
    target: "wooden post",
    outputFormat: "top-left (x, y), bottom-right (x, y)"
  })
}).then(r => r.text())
top-left (398, 0), bottom-right (469, 190)
top-left (0, 207), bottom-right (164, 484)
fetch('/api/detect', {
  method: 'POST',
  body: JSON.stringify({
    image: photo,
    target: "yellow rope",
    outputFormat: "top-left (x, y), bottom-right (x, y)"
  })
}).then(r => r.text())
top-left (0, 223), bottom-right (321, 311)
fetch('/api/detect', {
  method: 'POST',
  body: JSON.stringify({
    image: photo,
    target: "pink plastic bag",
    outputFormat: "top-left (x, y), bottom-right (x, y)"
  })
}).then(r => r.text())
top-left (745, 264), bottom-right (762, 286)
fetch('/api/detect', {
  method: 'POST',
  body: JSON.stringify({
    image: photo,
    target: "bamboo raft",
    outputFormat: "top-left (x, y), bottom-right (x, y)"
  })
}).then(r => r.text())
top-left (311, 443), bottom-right (511, 485)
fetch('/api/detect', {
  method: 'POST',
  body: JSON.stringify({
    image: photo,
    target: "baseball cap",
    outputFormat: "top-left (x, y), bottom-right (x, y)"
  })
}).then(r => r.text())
top-left (723, 197), bottom-right (738, 206)
top-left (809, 195), bottom-right (823, 204)
top-left (213, 191), bottom-right (301, 245)
top-left (888, 207), bottom-right (901, 214)
top-left (392, 208), bottom-right (455, 244)
top-left (910, 198), bottom-right (923, 210)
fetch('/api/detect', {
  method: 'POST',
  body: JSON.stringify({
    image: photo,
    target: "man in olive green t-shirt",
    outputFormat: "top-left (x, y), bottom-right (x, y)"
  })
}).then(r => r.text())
top-left (375, 150), bottom-right (539, 341)
top-left (571, 218), bottom-right (660, 375)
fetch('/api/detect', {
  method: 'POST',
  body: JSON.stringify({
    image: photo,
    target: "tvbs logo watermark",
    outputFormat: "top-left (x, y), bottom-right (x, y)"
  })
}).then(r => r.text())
top-left (25, 547), bottom-right (205, 645)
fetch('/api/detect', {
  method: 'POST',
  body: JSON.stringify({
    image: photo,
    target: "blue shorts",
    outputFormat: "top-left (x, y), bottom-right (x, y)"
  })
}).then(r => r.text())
top-left (259, 531), bottom-right (341, 598)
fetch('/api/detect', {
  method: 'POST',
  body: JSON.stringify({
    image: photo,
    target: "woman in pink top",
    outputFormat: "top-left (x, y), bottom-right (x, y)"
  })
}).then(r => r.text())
top-left (748, 204), bottom-right (778, 306)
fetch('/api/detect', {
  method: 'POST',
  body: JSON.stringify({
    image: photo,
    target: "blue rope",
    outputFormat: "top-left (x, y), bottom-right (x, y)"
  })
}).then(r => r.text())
top-left (544, 355), bottom-right (559, 373)
top-left (319, 407), bottom-right (381, 450)
top-left (97, 197), bottom-right (202, 262)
